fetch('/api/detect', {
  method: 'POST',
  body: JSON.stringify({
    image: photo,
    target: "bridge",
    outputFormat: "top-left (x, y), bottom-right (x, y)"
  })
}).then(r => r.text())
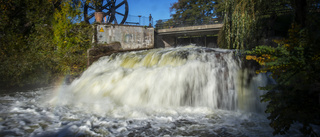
top-left (157, 24), bottom-right (222, 36)
top-left (154, 18), bottom-right (223, 48)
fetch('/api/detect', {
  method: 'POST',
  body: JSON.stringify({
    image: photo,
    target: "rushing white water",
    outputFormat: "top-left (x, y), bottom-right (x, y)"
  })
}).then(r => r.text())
top-left (52, 46), bottom-right (240, 110)
top-left (0, 46), bottom-right (303, 136)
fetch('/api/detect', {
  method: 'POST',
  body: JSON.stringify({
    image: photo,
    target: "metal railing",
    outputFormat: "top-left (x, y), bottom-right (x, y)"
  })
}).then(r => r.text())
top-left (89, 14), bottom-right (154, 26)
top-left (155, 18), bottom-right (223, 29)
top-left (124, 15), bottom-right (153, 26)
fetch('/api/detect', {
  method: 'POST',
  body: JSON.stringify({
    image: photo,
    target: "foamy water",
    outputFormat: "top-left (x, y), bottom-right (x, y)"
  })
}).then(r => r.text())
top-left (0, 46), bottom-right (302, 136)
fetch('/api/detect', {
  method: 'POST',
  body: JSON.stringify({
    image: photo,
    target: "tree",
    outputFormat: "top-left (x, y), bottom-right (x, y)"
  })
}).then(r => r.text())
top-left (53, 0), bottom-right (93, 77)
top-left (83, 0), bottom-right (103, 23)
top-left (0, 0), bottom-right (59, 86)
top-left (244, 0), bottom-right (320, 136)
top-left (0, 0), bottom-right (93, 87)
top-left (170, 0), bottom-right (219, 26)
top-left (217, 0), bottom-right (295, 49)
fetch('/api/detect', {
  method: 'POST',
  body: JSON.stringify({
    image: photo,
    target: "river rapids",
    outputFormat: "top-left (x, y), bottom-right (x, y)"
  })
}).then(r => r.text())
top-left (0, 46), bottom-right (303, 136)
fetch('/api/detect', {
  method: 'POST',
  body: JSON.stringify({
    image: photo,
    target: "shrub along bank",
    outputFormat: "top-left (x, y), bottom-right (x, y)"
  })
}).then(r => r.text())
top-left (0, 0), bottom-right (93, 88)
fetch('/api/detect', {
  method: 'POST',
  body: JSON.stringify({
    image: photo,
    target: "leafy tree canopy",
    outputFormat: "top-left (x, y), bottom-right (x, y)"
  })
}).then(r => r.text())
top-left (170, 0), bottom-right (219, 25)
top-left (0, 0), bottom-right (93, 87)
top-left (241, 0), bottom-right (320, 136)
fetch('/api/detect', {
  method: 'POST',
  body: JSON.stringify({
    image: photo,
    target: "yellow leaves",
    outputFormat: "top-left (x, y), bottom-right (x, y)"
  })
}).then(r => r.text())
top-left (284, 44), bottom-right (290, 47)
top-left (289, 23), bottom-right (300, 33)
top-left (246, 55), bottom-right (256, 60)
top-left (73, 64), bottom-right (78, 69)
top-left (85, 0), bottom-right (100, 4)
top-left (0, 0), bottom-right (13, 10)
top-left (273, 39), bottom-right (291, 47)
top-left (48, 0), bottom-right (60, 3)
top-left (273, 39), bottom-right (282, 44)
top-left (262, 54), bottom-right (271, 59)
top-left (313, 54), bottom-right (320, 61)
top-left (246, 54), bottom-right (272, 65)
top-left (255, 64), bottom-right (287, 75)
top-left (255, 70), bottom-right (267, 74)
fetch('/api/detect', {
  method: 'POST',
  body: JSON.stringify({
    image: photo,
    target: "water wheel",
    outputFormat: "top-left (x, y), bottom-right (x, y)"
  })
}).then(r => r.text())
top-left (84, 0), bottom-right (129, 24)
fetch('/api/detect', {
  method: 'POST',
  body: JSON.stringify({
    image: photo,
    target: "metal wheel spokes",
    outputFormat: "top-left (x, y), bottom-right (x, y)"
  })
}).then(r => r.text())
top-left (108, 0), bottom-right (128, 24)
top-left (86, 0), bottom-right (128, 24)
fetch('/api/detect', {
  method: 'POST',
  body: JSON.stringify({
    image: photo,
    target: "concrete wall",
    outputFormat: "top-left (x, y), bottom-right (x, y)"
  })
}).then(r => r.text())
top-left (155, 35), bottom-right (218, 48)
top-left (176, 36), bottom-right (218, 48)
top-left (157, 24), bottom-right (222, 36)
top-left (155, 35), bottom-right (176, 48)
top-left (155, 24), bottom-right (222, 48)
top-left (96, 25), bottom-right (154, 50)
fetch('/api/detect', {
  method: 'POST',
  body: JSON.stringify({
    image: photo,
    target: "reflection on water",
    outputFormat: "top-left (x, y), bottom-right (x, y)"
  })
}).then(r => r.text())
top-left (0, 47), bottom-right (301, 136)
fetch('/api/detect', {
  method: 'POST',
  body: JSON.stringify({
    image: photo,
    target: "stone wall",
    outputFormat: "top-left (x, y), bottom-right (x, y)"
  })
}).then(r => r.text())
top-left (96, 25), bottom-right (154, 50)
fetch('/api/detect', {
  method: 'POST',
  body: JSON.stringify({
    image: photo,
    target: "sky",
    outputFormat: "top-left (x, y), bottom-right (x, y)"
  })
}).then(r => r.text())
top-left (126, 0), bottom-right (178, 25)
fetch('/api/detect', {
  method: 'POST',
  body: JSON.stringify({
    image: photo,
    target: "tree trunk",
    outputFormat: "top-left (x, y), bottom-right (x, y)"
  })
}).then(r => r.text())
top-left (291, 0), bottom-right (307, 28)
top-left (84, 2), bottom-right (89, 24)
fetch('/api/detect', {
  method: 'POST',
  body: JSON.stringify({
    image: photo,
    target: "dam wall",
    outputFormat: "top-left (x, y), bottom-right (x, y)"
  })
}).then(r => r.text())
top-left (88, 25), bottom-right (154, 66)
top-left (96, 24), bottom-right (154, 50)
top-left (89, 24), bottom-right (222, 66)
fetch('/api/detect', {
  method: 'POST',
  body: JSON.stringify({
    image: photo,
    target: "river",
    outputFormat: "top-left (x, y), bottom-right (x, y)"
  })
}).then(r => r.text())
top-left (0, 46), bottom-right (303, 136)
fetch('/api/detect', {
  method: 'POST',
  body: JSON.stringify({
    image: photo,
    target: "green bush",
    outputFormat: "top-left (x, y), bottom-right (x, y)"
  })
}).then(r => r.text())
top-left (0, 0), bottom-right (93, 87)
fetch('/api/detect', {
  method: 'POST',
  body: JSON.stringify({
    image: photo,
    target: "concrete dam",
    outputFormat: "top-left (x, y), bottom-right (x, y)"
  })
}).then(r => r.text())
top-left (88, 23), bottom-right (223, 65)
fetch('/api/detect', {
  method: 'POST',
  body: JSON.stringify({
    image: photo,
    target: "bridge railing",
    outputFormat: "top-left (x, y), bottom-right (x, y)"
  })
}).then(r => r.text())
top-left (155, 18), bottom-right (223, 30)
top-left (90, 14), bottom-right (154, 26)
top-left (124, 15), bottom-right (153, 26)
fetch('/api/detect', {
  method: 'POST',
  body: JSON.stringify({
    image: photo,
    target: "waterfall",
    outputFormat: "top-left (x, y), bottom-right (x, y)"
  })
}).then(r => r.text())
top-left (1, 46), bottom-right (285, 136)
top-left (51, 46), bottom-right (267, 112)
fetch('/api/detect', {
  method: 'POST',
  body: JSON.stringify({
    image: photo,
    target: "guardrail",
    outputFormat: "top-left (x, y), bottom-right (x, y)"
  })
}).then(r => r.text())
top-left (88, 14), bottom-right (154, 26)
top-left (124, 15), bottom-right (153, 26)
top-left (155, 18), bottom-right (223, 29)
